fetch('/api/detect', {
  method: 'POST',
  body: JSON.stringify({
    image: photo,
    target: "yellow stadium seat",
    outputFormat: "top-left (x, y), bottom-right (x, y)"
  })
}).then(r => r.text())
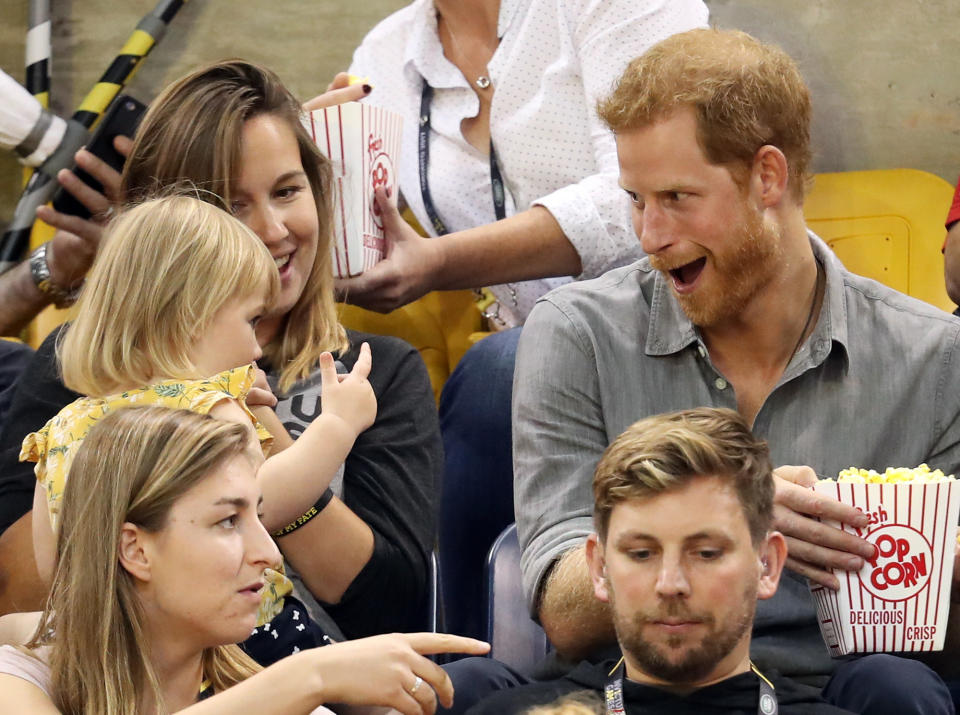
top-left (338, 289), bottom-right (482, 404)
top-left (803, 169), bottom-right (954, 313)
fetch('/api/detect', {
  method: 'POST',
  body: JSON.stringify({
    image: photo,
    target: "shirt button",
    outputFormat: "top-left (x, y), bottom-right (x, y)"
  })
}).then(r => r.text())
top-left (714, 377), bottom-right (728, 390)
top-left (697, 345), bottom-right (707, 359)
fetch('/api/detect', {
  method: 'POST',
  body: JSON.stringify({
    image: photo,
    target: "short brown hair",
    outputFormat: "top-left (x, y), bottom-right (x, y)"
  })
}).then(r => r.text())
top-left (598, 28), bottom-right (812, 202)
top-left (592, 408), bottom-right (774, 544)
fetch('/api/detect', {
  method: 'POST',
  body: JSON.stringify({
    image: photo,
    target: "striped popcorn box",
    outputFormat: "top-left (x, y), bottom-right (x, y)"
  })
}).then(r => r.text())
top-left (810, 467), bottom-right (959, 655)
top-left (304, 102), bottom-right (403, 278)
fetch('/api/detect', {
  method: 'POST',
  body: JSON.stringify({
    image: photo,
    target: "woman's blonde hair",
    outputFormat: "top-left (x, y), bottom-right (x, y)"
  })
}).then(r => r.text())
top-left (27, 406), bottom-right (262, 714)
top-left (121, 59), bottom-right (348, 393)
top-left (59, 194), bottom-right (279, 396)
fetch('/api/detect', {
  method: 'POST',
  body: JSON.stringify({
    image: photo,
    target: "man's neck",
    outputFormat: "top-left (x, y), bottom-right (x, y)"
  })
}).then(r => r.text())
top-left (701, 214), bottom-right (820, 424)
top-left (623, 648), bottom-right (752, 695)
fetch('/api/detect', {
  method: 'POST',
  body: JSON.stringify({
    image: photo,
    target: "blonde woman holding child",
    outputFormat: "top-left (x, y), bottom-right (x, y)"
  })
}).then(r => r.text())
top-left (1, 406), bottom-right (486, 713)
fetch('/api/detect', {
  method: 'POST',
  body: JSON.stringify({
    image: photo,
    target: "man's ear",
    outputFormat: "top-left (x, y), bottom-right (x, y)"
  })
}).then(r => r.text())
top-left (750, 145), bottom-right (789, 208)
top-left (118, 522), bottom-right (152, 583)
top-left (585, 533), bottom-right (610, 603)
top-left (757, 531), bottom-right (788, 600)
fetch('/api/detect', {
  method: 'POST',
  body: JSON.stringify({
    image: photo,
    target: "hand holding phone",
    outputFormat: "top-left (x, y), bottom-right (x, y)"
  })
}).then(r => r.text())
top-left (51, 95), bottom-right (146, 219)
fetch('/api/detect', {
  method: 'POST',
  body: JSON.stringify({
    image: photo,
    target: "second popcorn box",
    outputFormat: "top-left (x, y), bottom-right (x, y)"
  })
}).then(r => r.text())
top-left (304, 101), bottom-right (403, 278)
top-left (810, 466), bottom-right (960, 655)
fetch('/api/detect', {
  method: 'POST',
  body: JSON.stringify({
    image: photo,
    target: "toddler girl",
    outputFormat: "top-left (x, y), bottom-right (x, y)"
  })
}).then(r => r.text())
top-left (20, 194), bottom-right (376, 663)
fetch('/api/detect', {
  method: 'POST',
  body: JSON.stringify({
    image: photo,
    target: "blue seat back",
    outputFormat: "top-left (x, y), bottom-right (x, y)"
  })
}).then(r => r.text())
top-left (484, 523), bottom-right (550, 674)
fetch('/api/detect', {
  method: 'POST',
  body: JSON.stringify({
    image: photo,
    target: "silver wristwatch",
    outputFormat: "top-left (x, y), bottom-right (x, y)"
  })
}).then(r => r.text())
top-left (29, 243), bottom-right (81, 308)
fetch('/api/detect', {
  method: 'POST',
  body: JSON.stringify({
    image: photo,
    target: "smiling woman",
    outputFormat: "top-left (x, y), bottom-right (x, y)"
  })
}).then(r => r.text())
top-left (0, 59), bottom-right (441, 646)
top-left (0, 406), bottom-right (487, 714)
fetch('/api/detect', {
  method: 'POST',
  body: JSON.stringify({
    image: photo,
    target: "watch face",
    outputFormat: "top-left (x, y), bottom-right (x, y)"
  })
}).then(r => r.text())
top-left (30, 244), bottom-right (79, 307)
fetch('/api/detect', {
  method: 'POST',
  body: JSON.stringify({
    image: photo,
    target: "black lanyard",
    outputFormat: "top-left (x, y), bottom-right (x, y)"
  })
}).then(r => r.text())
top-left (603, 658), bottom-right (778, 715)
top-left (417, 82), bottom-right (506, 237)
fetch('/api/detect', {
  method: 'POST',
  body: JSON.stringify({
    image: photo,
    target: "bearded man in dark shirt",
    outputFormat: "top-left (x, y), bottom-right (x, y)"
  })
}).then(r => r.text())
top-left (471, 408), bottom-right (853, 715)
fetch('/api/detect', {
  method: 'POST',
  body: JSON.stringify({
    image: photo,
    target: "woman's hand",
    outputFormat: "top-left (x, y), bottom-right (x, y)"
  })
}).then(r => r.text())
top-left (319, 342), bottom-right (376, 435)
top-left (309, 633), bottom-right (490, 714)
top-left (335, 187), bottom-right (445, 312)
top-left (33, 136), bottom-right (132, 287)
top-left (303, 72), bottom-right (370, 111)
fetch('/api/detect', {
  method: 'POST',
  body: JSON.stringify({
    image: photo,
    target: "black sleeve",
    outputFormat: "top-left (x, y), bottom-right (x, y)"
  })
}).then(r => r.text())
top-left (0, 341), bottom-right (33, 429)
top-left (321, 330), bottom-right (442, 638)
top-left (0, 326), bottom-right (80, 535)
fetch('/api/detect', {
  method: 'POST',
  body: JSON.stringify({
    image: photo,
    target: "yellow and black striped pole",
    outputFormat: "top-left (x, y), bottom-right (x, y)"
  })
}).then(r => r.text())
top-left (0, 0), bottom-right (189, 271)
top-left (24, 0), bottom-right (51, 114)
top-left (21, 0), bottom-right (55, 341)
top-left (72, 0), bottom-right (188, 130)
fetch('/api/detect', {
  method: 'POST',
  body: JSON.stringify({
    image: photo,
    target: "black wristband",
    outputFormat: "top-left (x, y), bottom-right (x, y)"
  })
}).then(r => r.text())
top-left (272, 488), bottom-right (335, 538)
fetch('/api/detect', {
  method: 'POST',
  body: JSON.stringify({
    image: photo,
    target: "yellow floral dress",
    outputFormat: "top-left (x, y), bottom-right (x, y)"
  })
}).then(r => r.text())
top-left (20, 364), bottom-right (289, 625)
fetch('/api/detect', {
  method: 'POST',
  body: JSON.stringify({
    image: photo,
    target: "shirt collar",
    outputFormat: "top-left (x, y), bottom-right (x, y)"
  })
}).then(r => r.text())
top-left (810, 230), bottom-right (849, 354)
top-left (645, 230), bottom-right (851, 363)
top-left (497, 0), bottom-right (524, 37)
top-left (645, 265), bottom-right (699, 356)
top-left (404, 0), bottom-right (522, 89)
top-left (403, 0), bottom-right (466, 90)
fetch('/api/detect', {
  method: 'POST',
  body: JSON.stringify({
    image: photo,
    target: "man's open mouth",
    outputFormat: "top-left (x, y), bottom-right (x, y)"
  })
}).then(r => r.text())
top-left (668, 257), bottom-right (707, 291)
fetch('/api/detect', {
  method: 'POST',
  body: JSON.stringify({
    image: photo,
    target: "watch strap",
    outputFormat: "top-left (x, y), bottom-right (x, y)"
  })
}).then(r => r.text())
top-left (29, 243), bottom-right (82, 308)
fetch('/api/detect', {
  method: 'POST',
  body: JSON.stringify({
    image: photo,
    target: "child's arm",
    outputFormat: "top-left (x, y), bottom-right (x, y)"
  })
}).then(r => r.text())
top-left (31, 483), bottom-right (55, 588)
top-left (246, 365), bottom-right (294, 452)
top-left (256, 344), bottom-right (376, 532)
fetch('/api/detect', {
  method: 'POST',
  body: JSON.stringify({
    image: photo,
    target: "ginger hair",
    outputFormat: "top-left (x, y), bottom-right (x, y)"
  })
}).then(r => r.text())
top-left (598, 28), bottom-right (812, 202)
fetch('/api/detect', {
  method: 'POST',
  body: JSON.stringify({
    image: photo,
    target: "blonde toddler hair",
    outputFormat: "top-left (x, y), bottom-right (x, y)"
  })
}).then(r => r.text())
top-left (59, 194), bottom-right (279, 396)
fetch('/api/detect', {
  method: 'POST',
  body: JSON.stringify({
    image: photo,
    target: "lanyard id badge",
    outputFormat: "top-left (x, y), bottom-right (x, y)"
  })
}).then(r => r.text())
top-left (418, 82), bottom-right (518, 327)
top-left (603, 658), bottom-right (778, 715)
top-left (417, 83), bottom-right (506, 234)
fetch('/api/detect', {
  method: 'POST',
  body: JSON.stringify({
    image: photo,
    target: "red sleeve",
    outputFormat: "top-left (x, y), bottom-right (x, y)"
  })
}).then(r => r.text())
top-left (947, 176), bottom-right (960, 229)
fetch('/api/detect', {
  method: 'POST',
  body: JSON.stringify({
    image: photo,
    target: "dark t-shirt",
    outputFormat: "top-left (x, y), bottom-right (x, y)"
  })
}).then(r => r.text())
top-left (0, 327), bottom-right (441, 639)
top-left (466, 660), bottom-right (855, 715)
top-left (0, 341), bottom-right (33, 431)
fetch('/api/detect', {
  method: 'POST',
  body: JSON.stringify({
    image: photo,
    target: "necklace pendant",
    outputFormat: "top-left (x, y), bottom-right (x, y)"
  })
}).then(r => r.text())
top-left (475, 75), bottom-right (491, 89)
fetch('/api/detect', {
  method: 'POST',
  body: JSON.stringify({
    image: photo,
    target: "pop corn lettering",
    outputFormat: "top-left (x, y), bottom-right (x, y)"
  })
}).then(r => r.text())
top-left (862, 527), bottom-right (932, 599)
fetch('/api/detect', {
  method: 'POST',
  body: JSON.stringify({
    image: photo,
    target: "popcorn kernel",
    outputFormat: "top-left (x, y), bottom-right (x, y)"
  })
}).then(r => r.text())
top-left (827, 465), bottom-right (955, 484)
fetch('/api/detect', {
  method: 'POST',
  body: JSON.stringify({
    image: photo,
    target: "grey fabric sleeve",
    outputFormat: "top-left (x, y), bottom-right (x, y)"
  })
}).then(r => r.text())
top-left (512, 297), bottom-right (609, 616)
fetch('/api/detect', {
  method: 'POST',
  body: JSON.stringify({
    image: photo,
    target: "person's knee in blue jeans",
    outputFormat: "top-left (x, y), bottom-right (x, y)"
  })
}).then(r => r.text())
top-left (439, 328), bottom-right (521, 642)
top-left (823, 653), bottom-right (955, 715)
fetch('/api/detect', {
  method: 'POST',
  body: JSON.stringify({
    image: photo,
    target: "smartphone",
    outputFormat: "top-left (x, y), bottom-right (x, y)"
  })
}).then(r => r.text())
top-left (51, 94), bottom-right (147, 219)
